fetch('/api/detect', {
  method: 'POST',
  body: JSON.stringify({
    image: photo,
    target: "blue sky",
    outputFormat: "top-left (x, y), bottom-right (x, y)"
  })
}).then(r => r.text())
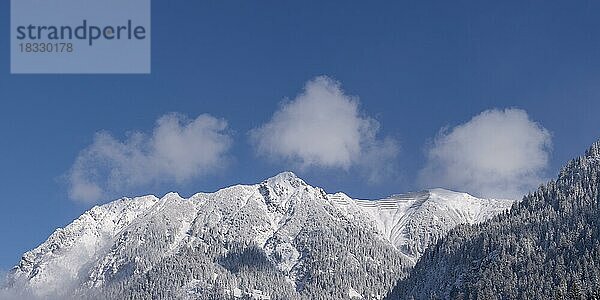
top-left (1, 1), bottom-right (600, 271)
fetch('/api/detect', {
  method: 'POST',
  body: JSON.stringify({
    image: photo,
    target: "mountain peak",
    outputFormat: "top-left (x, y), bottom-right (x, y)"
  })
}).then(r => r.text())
top-left (263, 171), bottom-right (306, 187)
top-left (161, 192), bottom-right (183, 200)
top-left (268, 171), bottom-right (298, 180)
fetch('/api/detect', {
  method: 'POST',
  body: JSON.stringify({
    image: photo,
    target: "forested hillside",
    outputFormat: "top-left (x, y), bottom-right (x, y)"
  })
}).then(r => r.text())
top-left (390, 141), bottom-right (600, 299)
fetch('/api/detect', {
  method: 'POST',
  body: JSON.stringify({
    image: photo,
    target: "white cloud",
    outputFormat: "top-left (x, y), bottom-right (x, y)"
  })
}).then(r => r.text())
top-left (68, 113), bottom-right (232, 203)
top-left (419, 108), bottom-right (551, 199)
top-left (250, 76), bottom-right (398, 181)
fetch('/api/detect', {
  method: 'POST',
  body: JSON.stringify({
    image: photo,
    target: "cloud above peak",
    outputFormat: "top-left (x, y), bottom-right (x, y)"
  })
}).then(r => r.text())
top-left (250, 76), bottom-right (398, 181)
top-left (68, 113), bottom-right (232, 203)
top-left (419, 108), bottom-right (551, 199)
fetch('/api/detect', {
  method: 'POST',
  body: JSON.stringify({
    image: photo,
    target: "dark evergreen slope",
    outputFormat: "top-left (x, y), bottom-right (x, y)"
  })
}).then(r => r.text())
top-left (390, 140), bottom-right (600, 300)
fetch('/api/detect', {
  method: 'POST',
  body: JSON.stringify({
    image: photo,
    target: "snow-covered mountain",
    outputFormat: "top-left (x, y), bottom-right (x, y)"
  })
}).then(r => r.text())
top-left (329, 188), bottom-right (511, 264)
top-left (5, 172), bottom-right (512, 300)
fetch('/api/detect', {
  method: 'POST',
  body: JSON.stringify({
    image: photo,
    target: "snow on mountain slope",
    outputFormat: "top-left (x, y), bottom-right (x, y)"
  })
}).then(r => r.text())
top-left (10, 195), bottom-right (160, 293)
top-left (327, 189), bottom-right (513, 262)
top-left (6, 172), bottom-right (514, 299)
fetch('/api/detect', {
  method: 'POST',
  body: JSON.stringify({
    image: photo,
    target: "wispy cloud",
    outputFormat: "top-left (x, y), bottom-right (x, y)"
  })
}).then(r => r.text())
top-left (419, 108), bottom-right (552, 199)
top-left (68, 113), bottom-right (232, 203)
top-left (250, 76), bottom-right (398, 182)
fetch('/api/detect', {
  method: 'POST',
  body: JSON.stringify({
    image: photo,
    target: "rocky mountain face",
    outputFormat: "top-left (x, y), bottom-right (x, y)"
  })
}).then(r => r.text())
top-left (390, 141), bottom-right (600, 300)
top-left (4, 172), bottom-right (512, 300)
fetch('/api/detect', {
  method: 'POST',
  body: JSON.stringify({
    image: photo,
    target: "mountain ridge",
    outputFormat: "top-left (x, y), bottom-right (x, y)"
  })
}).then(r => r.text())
top-left (5, 172), bottom-right (513, 299)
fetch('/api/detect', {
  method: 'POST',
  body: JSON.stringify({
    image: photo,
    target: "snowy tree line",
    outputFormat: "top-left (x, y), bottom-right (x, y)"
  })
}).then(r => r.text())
top-left (390, 141), bottom-right (600, 299)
